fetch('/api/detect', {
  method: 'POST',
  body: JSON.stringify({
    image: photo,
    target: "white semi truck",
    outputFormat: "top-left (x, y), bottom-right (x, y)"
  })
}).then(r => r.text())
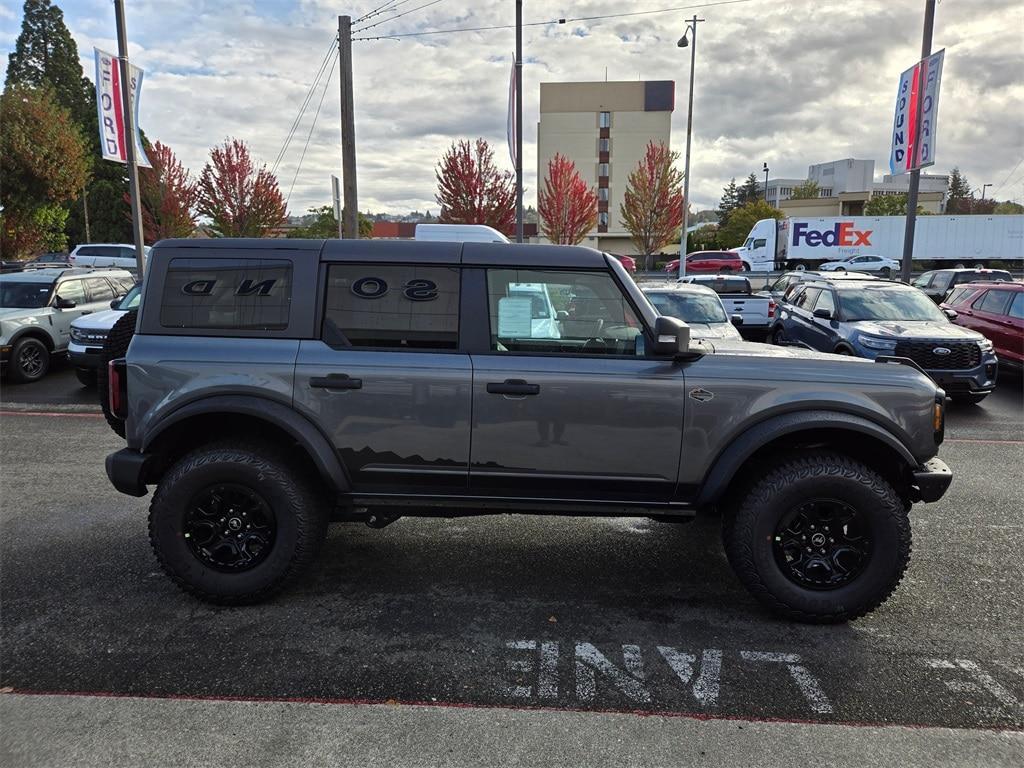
top-left (734, 215), bottom-right (1024, 272)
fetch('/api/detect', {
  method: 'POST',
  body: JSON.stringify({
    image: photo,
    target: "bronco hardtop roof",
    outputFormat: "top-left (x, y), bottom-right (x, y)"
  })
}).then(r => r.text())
top-left (150, 238), bottom-right (609, 269)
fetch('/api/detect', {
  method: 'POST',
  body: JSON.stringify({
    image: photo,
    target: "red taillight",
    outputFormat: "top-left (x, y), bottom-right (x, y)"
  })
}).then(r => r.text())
top-left (768, 299), bottom-right (776, 318)
top-left (108, 360), bottom-right (125, 418)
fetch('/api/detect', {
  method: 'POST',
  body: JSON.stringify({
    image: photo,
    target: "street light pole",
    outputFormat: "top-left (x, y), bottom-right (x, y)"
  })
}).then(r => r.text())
top-left (676, 15), bottom-right (704, 281)
top-left (763, 162), bottom-right (770, 203)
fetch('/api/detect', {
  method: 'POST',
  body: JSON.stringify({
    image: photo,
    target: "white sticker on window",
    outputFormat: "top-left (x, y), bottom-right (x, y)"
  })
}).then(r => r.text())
top-left (498, 297), bottom-right (533, 337)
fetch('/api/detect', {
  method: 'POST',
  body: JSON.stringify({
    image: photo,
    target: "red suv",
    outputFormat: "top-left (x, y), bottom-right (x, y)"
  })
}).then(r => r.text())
top-left (665, 251), bottom-right (744, 275)
top-left (942, 281), bottom-right (1024, 374)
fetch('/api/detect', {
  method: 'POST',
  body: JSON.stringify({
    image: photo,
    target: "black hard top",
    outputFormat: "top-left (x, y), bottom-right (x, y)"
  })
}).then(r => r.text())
top-left (152, 238), bottom-right (608, 269)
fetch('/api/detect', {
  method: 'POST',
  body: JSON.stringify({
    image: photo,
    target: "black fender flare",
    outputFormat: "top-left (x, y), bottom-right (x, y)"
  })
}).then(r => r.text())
top-left (8, 327), bottom-right (56, 351)
top-left (695, 409), bottom-right (917, 506)
top-left (142, 395), bottom-right (350, 492)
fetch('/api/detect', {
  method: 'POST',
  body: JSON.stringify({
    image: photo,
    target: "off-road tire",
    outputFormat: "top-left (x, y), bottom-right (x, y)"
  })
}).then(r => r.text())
top-left (148, 442), bottom-right (329, 605)
top-left (8, 337), bottom-right (50, 383)
top-left (75, 367), bottom-right (97, 387)
top-left (98, 310), bottom-right (137, 438)
top-left (723, 453), bottom-right (911, 624)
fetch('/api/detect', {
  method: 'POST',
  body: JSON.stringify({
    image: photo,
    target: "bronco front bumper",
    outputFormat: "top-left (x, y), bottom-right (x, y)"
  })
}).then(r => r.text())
top-left (912, 457), bottom-right (952, 503)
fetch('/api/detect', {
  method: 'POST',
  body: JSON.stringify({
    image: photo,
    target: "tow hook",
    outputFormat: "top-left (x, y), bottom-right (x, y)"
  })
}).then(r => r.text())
top-left (366, 514), bottom-right (400, 529)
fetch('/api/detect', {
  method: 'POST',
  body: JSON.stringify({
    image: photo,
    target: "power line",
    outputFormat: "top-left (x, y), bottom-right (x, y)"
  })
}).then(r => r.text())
top-left (352, 0), bottom-right (445, 34)
top-left (286, 52), bottom-right (339, 208)
top-left (353, 0), bottom-right (755, 41)
top-left (354, 0), bottom-right (417, 25)
top-left (272, 37), bottom-right (337, 176)
top-left (991, 156), bottom-right (1023, 197)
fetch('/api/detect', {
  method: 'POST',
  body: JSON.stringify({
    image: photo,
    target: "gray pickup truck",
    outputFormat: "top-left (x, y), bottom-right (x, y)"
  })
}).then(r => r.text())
top-left (104, 239), bottom-right (951, 623)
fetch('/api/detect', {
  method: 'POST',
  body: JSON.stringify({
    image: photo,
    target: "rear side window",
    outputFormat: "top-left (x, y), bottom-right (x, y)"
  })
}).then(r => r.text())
top-left (84, 277), bottom-right (115, 303)
top-left (77, 246), bottom-right (121, 258)
top-left (794, 287), bottom-right (819, 309)
top-left (974, 289), bottom-right (1014, 315)
top-left (159, 258), bottom-right (292, 330)
top-left (323, 264), bottom-right (460, 349)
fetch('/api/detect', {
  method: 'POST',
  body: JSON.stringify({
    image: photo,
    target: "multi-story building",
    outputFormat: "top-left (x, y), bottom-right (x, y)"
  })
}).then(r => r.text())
top-left (536, 80), bottom-right (675, 254)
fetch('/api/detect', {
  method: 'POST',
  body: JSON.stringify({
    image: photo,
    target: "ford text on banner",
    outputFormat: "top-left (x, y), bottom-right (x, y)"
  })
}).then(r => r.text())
top-left (889, 49), bottom-right (944, 176)
top-left (94, 48), bottom-right (151, 167)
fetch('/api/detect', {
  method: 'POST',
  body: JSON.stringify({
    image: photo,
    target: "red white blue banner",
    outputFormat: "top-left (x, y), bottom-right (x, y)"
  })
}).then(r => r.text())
top-left (507, 53), bottom-right (516, 167)
top-left (94, 48), bottom-right (151, 167)
top-left (889, 49), bottom-right (944, 175)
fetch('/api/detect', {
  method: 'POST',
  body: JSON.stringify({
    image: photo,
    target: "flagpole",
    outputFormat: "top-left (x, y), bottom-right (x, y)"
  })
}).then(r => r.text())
top-left (113, 0), bottom-right (146, 279)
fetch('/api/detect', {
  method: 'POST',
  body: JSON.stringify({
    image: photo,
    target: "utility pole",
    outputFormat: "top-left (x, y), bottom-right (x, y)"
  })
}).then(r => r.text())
top-left (113, 0), bottom-right (146, 278)
top-left (676, 15), bottom-right (704, 280)
top-left (82, 186), bottom-right (91, 243)
top-left (900, 0), bottom-right (935, 284)
top-left (338, 15), bottom-right (359, 239)
top-left (515, 0), bottom-right (524, 243)
top-left (981, 183), bottom-right (992, 200)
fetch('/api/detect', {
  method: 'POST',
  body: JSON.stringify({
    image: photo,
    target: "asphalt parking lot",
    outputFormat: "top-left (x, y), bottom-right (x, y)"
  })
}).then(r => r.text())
top-left (1, 366), bottom-right (1022, 766)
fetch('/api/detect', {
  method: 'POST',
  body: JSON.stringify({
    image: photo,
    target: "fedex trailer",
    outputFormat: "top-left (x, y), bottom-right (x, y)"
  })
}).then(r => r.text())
top-left (735, 215), bottom-right (1024, 272)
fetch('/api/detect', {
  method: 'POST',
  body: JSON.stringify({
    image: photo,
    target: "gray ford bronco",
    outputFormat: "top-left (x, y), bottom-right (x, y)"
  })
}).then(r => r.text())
top-left (104, 238), bottom-right (952, 622)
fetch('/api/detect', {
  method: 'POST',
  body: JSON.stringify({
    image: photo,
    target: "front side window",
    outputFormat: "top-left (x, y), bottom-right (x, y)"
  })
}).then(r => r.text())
top-left (943, 286), bottom-right (975, 306)
top-left (814, 289), bottom-right (836, 315)
top-left (770, 276), bottom-right (791, 293)
top-left (55, 279), bottom-right (87, 305)
top-left (974, 289), bottom-right (1014, 315)
top-left (486, 269), bottom-right (641, 356)
top-left (323, 264), bottom-right (459, 349)
top-left (931, 272), bottom-right (953, 292)
top-left (1009, 292), bottom-right (1024, 320)
top-left (912, 272), bottom-right (933, 288)
top-left (160, 258), bottom-right (292, 330)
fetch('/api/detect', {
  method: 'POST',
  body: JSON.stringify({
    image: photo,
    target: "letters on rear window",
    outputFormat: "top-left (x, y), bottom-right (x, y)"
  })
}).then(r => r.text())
top-left (160, 258), bottom-right (292, 330)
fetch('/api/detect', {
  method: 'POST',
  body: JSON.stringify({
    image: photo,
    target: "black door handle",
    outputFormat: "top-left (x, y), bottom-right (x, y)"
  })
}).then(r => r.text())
top-left (310, 373), bottom-right (362, 390)
top-left (486, 378), bottom-right (540, 396)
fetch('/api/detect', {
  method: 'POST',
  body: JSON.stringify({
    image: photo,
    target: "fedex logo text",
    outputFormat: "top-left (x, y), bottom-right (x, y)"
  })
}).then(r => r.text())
top-left (792, 222), bottom-right (872, 248)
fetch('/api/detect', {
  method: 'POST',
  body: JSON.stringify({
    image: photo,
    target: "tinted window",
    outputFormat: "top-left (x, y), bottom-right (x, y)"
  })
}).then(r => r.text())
top-left (1009, 292), bottom-right (1024, 320)
top-left (84, 277), bottom-right (115, 303)
top-left (55, 279), bottom-right (86, 305)
top-left (912, 272), bottom-right (933, 288)
top-left (974, 289), bottom-right (1014, 315)
top-left (944, 286), bottom-right (976, 306)
top-left (930, 272), bottom-right (953, 292)
top-left (646, 292), bottom-right (727, 323)
top-left (323, 264), bottom-right (459, 349)
top-left (814, 289), bottom-right (836, 315)
top-left (487, 269), bottom-right (641, 356)
top-left (795, 287), bottom-right (820, 309)
top-left (0, 281), bottom-right (52, 308)
top-left (77, 246), bottom-right (122, 258)
top-left (160, 259), bottom-right (292, 330)
top-left (114, 276), bottom-right (136, 294)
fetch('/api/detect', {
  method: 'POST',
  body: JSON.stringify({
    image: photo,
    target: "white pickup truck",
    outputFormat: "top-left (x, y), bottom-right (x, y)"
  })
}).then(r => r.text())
top-left (679, 274), bottom-right (775, 339)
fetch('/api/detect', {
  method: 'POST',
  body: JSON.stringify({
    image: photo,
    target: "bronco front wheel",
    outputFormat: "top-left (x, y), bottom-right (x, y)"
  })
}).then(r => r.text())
top-left (723, 453), bottom-right (911, 623)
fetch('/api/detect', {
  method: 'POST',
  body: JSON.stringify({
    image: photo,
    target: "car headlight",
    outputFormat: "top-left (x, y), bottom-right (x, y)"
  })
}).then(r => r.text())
top-left (858, 335), bottom-right (897, 351)
top-left (978, 338), bottom-right (994, 353)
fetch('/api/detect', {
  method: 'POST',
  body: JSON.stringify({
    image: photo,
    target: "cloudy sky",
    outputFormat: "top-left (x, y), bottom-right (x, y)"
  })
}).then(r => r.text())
top-left (2, 0), bottom-right (1022, 216)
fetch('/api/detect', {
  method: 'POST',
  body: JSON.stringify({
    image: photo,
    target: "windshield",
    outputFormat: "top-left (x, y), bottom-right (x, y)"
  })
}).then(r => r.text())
top-left (647, 292), bottom-right (727, 323)
top-left (117, 284), bottom-right (142, 310)
top-left (0, 281), bottom-right (52, 308)
top-left (839, 287), bottom-right (947, 322)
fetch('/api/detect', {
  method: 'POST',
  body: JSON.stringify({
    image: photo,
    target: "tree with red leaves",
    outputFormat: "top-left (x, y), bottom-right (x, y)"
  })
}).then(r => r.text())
top-left (126, 141), bottom-right (198, 243)
top-left (197, 138), bottom-right (287, 237)
top-left (620, 141), bottom-right (684, 269)
top-left (435, 138), bottom-right (515, 235)
top-left (538, 154), bottom-right (597, 245)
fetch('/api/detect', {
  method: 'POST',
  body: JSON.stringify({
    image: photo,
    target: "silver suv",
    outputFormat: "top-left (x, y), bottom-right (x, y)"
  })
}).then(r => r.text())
top-left (104, 239), bottom-right (952, 623)
top-left (0, 267), bottom-right (135, 382)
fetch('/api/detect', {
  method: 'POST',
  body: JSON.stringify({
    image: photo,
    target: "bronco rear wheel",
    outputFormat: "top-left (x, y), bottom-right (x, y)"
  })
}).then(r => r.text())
top-left (148, 441), bottom-right (329, 605)
top-left (723, 453), bottom-right (911, 623)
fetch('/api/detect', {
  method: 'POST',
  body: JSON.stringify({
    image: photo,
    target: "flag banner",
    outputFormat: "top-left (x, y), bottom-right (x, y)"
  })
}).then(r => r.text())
top-left (95, 48), bottom-right (151, 167)
top-left (507, 53), bottom-right (516, 167)
top-left (889, 49), bottom-right (944, 175)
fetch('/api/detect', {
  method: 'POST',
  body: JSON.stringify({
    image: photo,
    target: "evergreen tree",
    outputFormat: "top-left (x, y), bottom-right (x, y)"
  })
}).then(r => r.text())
top-left (717, 178), bottom-right (739, 227)
top-left (737, 173), bottom-right (762, 205)
top-left (946, 167), bottom-right (975, 214)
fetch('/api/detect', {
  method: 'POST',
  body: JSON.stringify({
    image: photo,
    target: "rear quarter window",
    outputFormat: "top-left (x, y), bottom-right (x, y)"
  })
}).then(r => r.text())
top-left (159, 258), bottom-right (292, 330)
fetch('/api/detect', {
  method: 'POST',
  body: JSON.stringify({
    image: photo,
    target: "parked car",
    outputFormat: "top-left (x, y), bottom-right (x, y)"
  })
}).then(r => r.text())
top-left (766, 271), bottom-right (880, 304)
top-left (0, 268), bottom-right (135, 382)
top-left (1, 261), bottom-right (25, 274)
top-left (642, 283), bottom-right (743, 340)
top-left (678, 274), bottom-right (775, 339)
top-left (772, 279), bottom-right (998, 403)
top-left (69, 282), bottom-right (141, 386)
top-left (911, 268), bottom-right (1014, 304)
top-left (941, 281), bottom-right (1023, 374)
top-left (614, 254), bottom-right (637, 274)
top-left (69, 243), bottom-right (150, 272)
top-left (23, 252), bottom-right (72, 269)
top-left (665, 250), bottom-right (745, 275)
top-left (818, 254), bottom-right (901, 276)
top-left (105, 238), bottom-right (952, 622)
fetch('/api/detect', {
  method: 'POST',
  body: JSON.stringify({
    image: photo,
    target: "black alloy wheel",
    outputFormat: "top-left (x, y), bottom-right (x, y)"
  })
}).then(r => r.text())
top-left (183, 483), bottom-right (276, 571)
top-left (772, 499), bottom-right (872, 590)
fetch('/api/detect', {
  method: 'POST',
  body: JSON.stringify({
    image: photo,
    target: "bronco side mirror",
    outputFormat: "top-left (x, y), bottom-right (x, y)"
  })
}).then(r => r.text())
top-left (652, 315), bottom-right (690, 357)
top-left (54, 296), bottom-right (76, 309)
top-left (813, 308), bottom-right (832, 319)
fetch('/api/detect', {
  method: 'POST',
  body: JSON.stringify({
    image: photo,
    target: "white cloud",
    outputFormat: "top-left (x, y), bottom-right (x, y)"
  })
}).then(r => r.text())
top-left (2, 0), bottom-right (1022, 215)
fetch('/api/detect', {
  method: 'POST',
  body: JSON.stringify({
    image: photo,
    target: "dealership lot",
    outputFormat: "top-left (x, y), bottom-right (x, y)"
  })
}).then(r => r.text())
top-left (1, 367), bottom-right (1022, 764)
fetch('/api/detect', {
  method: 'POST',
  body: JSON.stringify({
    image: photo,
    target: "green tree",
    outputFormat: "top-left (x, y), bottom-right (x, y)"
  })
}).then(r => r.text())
top-left (716, 179), bottom-right (740, 227)
top-left (945, 167), bottom-right (975, 214)
top-left (688, 223), bottom-right (719, 252)
top-left (864, 193), bottom-right (929, 216)
top-left (1, 86), bottom-right (90, 257)
top-left (737, 172), bottom-right (761, 205)
top-left (717, 199), bottom-right (783, 249)
top-left (789, 179), bottom-right (820, 200)
top-left (286, 205), bottom-right (372, 239)
top-left (994, 201), bottom-right (1024, 215)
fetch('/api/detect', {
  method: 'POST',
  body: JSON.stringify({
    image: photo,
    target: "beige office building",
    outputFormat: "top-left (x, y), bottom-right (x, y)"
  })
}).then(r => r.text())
top-left (537, 81), bottom-right (675, 255)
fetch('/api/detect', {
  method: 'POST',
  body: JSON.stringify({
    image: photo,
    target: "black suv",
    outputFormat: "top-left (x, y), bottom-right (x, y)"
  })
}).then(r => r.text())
top-left (912, 268), bottom-right (1014, 304)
